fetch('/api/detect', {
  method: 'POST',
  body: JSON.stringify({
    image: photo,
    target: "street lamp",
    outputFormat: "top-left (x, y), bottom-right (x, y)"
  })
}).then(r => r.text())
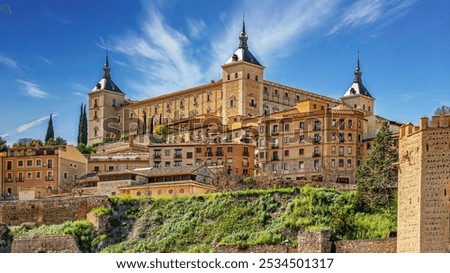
top-left (283, 238), bottom-right (291, 253)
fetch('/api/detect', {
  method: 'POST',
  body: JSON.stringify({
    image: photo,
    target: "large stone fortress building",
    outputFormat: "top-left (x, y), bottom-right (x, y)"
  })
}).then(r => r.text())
top-left (398, 116), bottom-right (450, 252)
top-left (87, 20), bottom-right (380, 183)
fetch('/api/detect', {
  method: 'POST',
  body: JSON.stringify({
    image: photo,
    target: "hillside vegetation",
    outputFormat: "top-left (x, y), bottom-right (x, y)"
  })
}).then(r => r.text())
top-left (101, 186), bottom-right (397, 253)
top-left (8, 186), bottom-right (396, 253)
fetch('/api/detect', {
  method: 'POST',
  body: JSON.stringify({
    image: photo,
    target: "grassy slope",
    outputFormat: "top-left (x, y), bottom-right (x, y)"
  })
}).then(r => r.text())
top-left (102, 186), bottom-right (397, 253)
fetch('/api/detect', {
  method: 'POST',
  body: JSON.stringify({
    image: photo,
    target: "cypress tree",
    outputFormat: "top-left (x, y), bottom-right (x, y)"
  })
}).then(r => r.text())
top-left (356, 122), bottom-right (398, 210)
top-left (77, 103), bottom-right (88, 145)
top-left (45, 114), bottom-right (54, 144)
top-left (77, 103), bottom-right (83, 144)
top-left (82, 104), bottom-right (88, 145)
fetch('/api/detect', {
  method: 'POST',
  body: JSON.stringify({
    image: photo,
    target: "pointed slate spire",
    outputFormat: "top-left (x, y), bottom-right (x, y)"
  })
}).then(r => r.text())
top-left (102, 50), bottom-right (111, 79)
top-left (239, 15), bottom-right (248, 50)
top-left (353, 51), bottom-right (362, 83)
top-left (343, 51), bottom-right (373, 98)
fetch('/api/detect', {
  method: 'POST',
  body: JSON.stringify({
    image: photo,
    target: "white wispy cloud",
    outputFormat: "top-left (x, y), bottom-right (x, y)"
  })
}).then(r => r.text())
top-left (0, 134), bottom-right (9, 138)
top-left (38, 56), bottom-right (53, 65)
top-left (110, 2), bottom-right (203, 96)
top-left (187, 17), bottom-right (206, 39)
top-left (328, 0), bottom-right (417, 35)
top-left (108, 0), bottom-right (416, 98)
top-left (0, 53), bottom-right (19, 70)
top-left (16, 114), bottom-right (58, 133)
top-left (16, 79), bottom-right (49, 98)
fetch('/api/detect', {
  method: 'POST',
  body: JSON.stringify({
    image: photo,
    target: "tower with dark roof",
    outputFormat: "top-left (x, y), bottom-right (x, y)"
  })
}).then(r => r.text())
top-left (221, 18), bottom-right (265, 123)
top-left (88, 53), bottom-right (125, 145)
top-left (341, 52), bottom-right (375, 116)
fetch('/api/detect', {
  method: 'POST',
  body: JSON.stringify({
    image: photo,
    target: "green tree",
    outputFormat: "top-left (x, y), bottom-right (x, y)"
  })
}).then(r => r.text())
top-left (0, 136), bottom-right (7, 152)
top-left (77, 103), bottom-right (88, 145)
top-left (45, 114), bottom-right (54, 143)
top-left (154, 125), bottom-right (168, 136)
top-left (356, 122), bottom-right (397, 210)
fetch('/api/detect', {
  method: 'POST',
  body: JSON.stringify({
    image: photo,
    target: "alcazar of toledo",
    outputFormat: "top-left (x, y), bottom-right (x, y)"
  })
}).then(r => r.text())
top-left (1, 20), bottom-right (448, 252)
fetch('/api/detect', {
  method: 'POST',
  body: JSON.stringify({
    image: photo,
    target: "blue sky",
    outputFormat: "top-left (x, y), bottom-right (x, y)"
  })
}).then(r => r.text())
top-left (0, 0), bottom-right (449, 145)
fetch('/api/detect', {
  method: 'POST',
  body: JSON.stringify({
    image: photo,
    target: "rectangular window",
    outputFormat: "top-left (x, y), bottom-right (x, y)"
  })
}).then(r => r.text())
top-left (339, 146), bottom-right (344, 156)
top-left (299, 161), bottom-right (305, 169)
top-left (331, 159), bottom-right (336, 167)
top-left (339, 119), bottom-right (345, 129)
top-left (196, 147), bottom-right (202, 153)
top-left (314, 147), bottom-right (320, 156)
top-left (165, 162), bottom-right (171, 167)
top-left (154, 162), bottom-right (161, 168)
top-left (187, 152), bottom-right (193, 159)
top-left (299, 122), bottom-right (305, 129)
top-left (273, 163), bottom-right (278, 172)
top-left (284, 123), bottom-right (290, 131)
top-left (174, 161), bottom-right (182, 167)
top-left (259, 139), bottom-right (266, 146)
top-left (347, 159), bottom-right (352, 167)
top-left (36, 171), bottom-right (42, 179)
top-left (299, 148), bottom-right (304, 155)
top-left (284, 150), bottom-right (289, 157)
top-left (108, 166), bottom-right (114, 172)
top-left (331, 146), bottom-right (336, 154)
top-left (284, 137), bottom-right (290, 144)
top-left (314, 159), bottom-right (320, 170)
top-left (64, 172), bottom-right (68, 179)
top-left (332, 119), bottom-right (337, 126)
top-left (227, 147), bottom-right (233, 153)
top-left (165, 149), bottom-right (171, 156)
top-left (260, 152), bottom-right (265, 159)
top-left (27, 160), bottom-right (33, 167)
top-left (272, 125), bottom-right (279, 134)
top-left (36, 160), bottom-right (42, 167)
top-left (300, 135), bottom-right (305, 142)
top-left (348, 133), bottom-right (353, 141)
top-left (27, 172), bottom-right (32, 179)
top-left (47, 159), bottom-right (53, 168)
top-left (284, 163), bottom-right (289, 170)
top-left (348, 119), bottom-right (353, 128)
top-left (6, 161), bottom-right (12, 170)
top-left (94, 166), bottom-right (100, 172)
top-left (339, 133), bottom-right (345, 143)
top-left (314, 121), bottom-right (321, 131)
top-left (174, 149), bottom-right (182, 158)
top-left (260, 126), bottom-right (265, 133)
top-left (18, 160), bottom-right (23, 167)
top-left (348, 146), bottom-right (352, 155)
top-left (338, 159), bottom-right (344, 167)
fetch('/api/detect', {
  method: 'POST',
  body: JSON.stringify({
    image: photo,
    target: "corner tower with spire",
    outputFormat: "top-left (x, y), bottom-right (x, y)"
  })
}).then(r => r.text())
top-left (88, 52), bottom-right (126, 145)
top-left (222, 17), bottom-right (265, 124)
top-left (341, 52), bottom-right (375, 116)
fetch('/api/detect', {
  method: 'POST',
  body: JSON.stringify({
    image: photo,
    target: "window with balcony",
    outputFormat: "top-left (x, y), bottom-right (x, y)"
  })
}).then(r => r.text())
top-left (174, 149), bottom-right (182, 158)
top-left (153, 162), bottom-right (161, 168)
top-left (154, 150), bottom-right (161, 159)
top-left (314, 159), bottom-right (320, 170)
top-left (314, 121), bottom-right (321, 131)
top-left (174, 161), bottom-right (182, 167)
top-left (272, 125), bottom-right (279, 134)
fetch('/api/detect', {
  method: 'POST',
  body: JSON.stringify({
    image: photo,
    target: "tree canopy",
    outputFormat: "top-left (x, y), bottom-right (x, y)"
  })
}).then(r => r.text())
top-left (434, 105), bottom-right (450, 116)
top-left (356, 122), bottom-right (398, 210)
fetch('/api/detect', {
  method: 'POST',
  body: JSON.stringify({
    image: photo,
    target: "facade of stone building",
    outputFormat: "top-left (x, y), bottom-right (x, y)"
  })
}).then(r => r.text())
top-left (84, 20), bottom-right (397, 185)
top-left (0, 145), bottom-right (87, 199)
top-left (397, 116), bottom-right (450, 252)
